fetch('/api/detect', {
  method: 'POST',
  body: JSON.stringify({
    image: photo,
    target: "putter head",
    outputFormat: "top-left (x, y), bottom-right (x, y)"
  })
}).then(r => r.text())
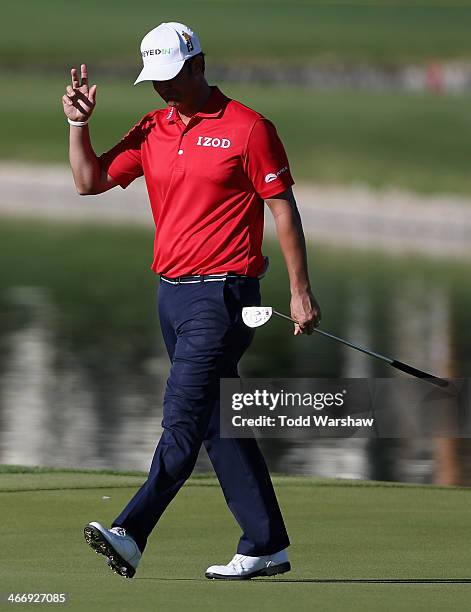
top-left (242, 306), bottom-right (273, 328)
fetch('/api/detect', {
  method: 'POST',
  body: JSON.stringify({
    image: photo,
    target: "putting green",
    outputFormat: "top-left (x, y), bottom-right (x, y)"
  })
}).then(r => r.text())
top-left (1, 467), bottom-right (470, 611)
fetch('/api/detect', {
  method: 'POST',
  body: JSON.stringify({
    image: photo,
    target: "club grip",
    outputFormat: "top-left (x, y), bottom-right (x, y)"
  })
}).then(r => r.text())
top-left (390, 360), bottom-right (449, 388)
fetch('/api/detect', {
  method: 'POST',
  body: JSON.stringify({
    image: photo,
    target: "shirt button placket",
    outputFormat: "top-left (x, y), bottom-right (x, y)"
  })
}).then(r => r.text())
top-left (180, 131), bottom-right (188, 155)
top-left (176, 130), bottom-right (186, 169)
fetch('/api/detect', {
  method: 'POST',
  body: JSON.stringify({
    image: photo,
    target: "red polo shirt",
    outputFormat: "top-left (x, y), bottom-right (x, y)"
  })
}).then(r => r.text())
top-left (99, 86), bottom-right (294, 277)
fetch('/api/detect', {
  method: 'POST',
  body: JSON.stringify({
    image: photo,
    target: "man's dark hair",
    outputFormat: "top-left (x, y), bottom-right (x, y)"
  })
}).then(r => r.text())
top-left (185, 52), bottom-right (205, 75)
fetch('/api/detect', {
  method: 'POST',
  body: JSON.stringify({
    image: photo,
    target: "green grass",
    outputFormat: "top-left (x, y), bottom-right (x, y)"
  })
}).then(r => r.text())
top-left (3, 0), bottom-right (471, 67)
top-left (1, 468), bottom-right (471, 611)
top-left (4, 73), bottom-right (471, 194)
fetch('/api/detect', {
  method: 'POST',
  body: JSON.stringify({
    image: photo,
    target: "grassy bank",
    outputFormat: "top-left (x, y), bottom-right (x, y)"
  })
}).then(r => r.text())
top-left (3, 74), bottom-right (471, 194)
top-left (3, 0), bottom-right (471, 67)
top-left (1, 467), bottom-right (471, 611)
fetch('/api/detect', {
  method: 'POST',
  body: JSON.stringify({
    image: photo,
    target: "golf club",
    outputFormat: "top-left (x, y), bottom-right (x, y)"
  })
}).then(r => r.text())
top-left (242, 306), bottom-right (450, 389)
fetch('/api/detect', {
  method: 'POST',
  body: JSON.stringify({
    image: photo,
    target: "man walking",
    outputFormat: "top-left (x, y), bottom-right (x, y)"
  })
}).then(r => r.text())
top-left (62, 22), bottom-right (320, 580)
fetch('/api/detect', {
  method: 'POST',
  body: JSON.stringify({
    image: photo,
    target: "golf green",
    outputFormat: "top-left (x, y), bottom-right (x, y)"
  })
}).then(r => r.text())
top-left (1, 467), bottom-right (470, 611)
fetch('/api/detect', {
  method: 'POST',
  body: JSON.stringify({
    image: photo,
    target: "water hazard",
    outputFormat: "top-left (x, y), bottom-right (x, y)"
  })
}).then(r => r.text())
top-left (0, 220), bottom-right (470, 484)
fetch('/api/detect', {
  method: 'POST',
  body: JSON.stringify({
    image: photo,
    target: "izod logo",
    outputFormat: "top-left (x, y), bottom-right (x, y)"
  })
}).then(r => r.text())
top-left (196, 136), bottom-right (231, 149)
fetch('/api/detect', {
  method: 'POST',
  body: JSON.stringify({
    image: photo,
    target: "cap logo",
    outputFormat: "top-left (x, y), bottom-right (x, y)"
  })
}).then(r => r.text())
top-left (135, 23), bottom-right (201, 84)
top-left (181, 31), bottom-right (194, 53)
top-left (142, 48), bottom-right (171, 57)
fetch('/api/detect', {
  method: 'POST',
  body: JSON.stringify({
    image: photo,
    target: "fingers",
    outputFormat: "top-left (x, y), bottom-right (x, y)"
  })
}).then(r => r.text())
top-left (308, 311), bottom-right (321, 334)
top-left (88, 84), bottom-right (97, 104)
top-left (71, 67), bottom-right (80, 89)
top-left (65, 65), bottom-right (95, 120)
top-left (293, 312), bottom-right (321, 335)
top-left (64, 86), bottom-right (94, 115)
top-left (66, 84), bottom-right (93, 105)
top-left (81, 63), bottom-right (88, 87)
top-left (298, 323), bottom-right (314, 335)
top-left (290, 291), bottom-right (321, 336)
top-left (70, 64), bottom-right (89, 89)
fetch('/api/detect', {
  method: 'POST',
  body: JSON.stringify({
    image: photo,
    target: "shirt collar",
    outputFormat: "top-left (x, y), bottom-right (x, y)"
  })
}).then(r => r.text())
top-left (166, 86), bottom-right (228, 124)
top-left (195, 86), bottom-right (228, 118)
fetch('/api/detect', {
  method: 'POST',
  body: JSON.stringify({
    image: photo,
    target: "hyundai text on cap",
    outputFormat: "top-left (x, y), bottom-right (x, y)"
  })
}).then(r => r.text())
top-left (134, 22), bottom-right (202, 84)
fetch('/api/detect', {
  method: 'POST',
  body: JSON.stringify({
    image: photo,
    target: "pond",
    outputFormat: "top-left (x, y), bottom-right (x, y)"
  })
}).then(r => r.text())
top-left (0, 219), bottom-right (470, 484)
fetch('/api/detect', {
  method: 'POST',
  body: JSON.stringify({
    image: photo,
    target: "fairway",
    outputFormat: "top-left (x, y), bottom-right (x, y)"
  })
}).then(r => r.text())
top-left (4, 0), bottom-right (471, 196)
top-left (1, 467), bottom-right (471, 611)
top-left (3, 0), bottom-right (471, 66)
top-left (3, 74), bottom-right (471, 194)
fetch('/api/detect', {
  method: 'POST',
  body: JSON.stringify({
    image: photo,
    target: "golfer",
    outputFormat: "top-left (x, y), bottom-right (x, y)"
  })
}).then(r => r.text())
top-left (62, 22), bottom-right (320, 580)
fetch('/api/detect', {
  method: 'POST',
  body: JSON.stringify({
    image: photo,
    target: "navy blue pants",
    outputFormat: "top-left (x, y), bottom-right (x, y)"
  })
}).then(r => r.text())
top-left (113, 276), bottom-right (290, 556)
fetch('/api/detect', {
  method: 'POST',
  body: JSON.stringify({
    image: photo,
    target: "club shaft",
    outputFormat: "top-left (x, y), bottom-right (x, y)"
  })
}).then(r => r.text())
top-left (315, 328), bottom-right (394, 363)
top-left (274, 310), bottom-right (393, 362)
top-left (272, 309), bottom-right (449, 388)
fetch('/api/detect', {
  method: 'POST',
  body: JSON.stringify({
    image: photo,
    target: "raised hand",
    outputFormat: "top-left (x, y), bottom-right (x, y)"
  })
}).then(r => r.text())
top-left (62, 64), bottom-right (97, 123)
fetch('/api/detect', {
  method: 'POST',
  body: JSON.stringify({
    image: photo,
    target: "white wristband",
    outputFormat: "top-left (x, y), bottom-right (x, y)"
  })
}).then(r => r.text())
top-left (68, 117), bottom-right (90, 127)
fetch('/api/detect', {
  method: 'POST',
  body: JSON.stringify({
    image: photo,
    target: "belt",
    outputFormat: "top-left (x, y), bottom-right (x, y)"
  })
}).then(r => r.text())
top-left (160, 273), bottom-right (244, 285)
top-left (160, 257), bottom-right (269, 285)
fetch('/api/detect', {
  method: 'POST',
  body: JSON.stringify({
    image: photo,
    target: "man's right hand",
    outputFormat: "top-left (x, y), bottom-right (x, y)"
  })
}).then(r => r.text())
top-left (62, 64), bottom-right (97, 123)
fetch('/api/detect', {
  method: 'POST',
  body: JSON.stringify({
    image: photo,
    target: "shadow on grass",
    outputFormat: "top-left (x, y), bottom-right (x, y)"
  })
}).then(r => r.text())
top-left (257, 579), bottom-right (471, 584)
top-left (136, 578), bottom-right (471, 584)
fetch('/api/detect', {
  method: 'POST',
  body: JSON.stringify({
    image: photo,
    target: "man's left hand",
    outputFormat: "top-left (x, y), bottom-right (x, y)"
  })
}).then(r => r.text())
top-left (290, 290), bottom-right (321, 336)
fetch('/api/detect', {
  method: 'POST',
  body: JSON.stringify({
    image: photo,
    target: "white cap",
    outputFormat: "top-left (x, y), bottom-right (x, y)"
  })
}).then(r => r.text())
top-left (134, 22), bottom-right (202, 84)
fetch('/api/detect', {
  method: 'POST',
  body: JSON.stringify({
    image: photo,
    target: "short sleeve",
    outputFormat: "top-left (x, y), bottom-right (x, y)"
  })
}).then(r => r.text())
top-left (98, 120), bottom-right (146, 189)
top-left (243, 118), bottom-right (294, 199)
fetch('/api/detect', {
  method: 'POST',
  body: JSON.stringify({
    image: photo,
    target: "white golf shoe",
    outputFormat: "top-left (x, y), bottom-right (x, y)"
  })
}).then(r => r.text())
top-left (83, 521), bottom-right (141, 578)
top-left (205, 549), bottom-right (290, 580)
